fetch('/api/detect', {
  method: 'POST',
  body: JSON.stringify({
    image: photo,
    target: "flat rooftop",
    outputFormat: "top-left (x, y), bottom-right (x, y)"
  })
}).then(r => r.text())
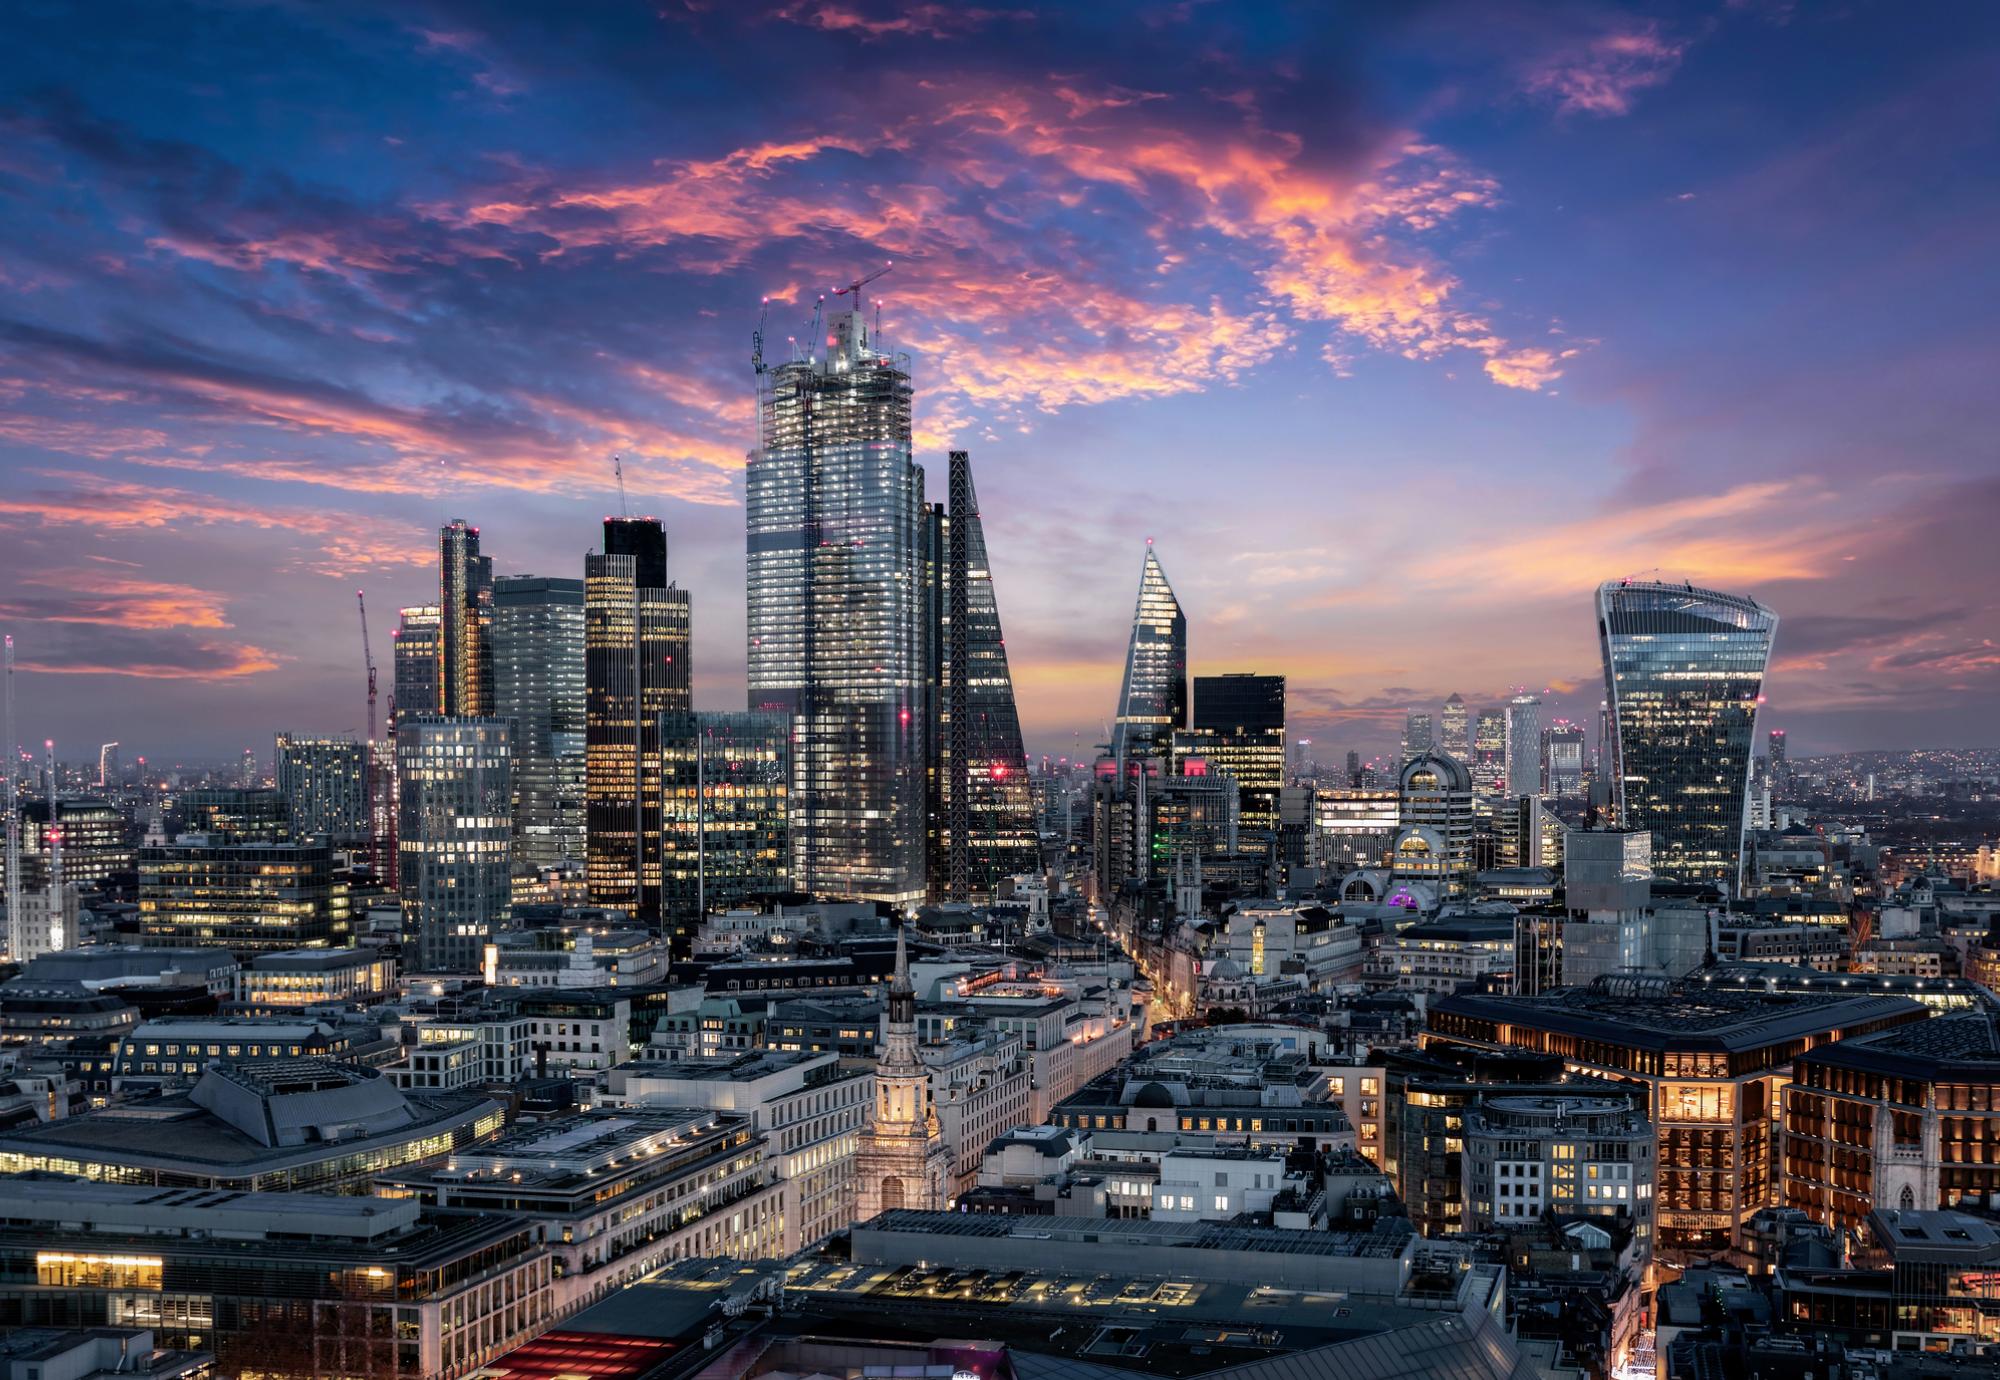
top-left (1802, 1011), bottom-right (2000, 1078)
top-left (1434, 981), bottom-right (1925, 1054)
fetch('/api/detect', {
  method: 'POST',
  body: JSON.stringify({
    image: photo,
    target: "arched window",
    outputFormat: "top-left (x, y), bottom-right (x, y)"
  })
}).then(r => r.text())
top-left (882, 1175), bottom-right (905, 1212)
top-left (1900, 1184), bottom-right (1916, 1211)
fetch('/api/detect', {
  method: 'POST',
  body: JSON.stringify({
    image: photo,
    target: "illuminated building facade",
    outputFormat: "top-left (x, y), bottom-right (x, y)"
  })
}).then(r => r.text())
top-left (1428, 978), bottom-right (1924, 1251)
top-left (179, 788), bottom-right (290, 843)
top-left (748, 300), bottom-right (928, 905)
top-left (1541, 720), bottom-right (1586, 799)
top-left (12, 797), bottom-right (130, 891)
top-left (1440, 693), bottom-right (1470, 760)
top-left (1175, 673), bottom-right (1285, 837)
top-left (397, 715), bottom-right (511, 972)
top-left (1312, 789), bottom-right (1398, 870)
top-left (1471, 710), bottom-right (1506, 799)
top-left (392, 605), bottom-right (442, 726)
top-left (437, 518), bottom-right (493, 717)
top-left (137, 838), bottom-right (348, 950)
top-left (1506, 694), bottom-right (1541, 799)
top-left (661, 710), bottom-right (791, 921)
top-left (585, 518), bottom-right (691, 922)
top-left (492, 575), bottom-right (586, 873)
top-left (1394, 751), bottom-right (1475, 898)
top-left (1401, 711), bottom-right (1433, 764)
top-left (1597, 580), bottom-right (1778, 888)
top-left (1109, 546), bottom-right (1187, 769)
top-left (1783, 1013), bottom-right (2000, 1234)
top-left (854, 925), bottom-right (951, 1218)
top-left (274, 735), bottom-right (369, 847)
top-left (931, 450), bottom-right (1036, 902)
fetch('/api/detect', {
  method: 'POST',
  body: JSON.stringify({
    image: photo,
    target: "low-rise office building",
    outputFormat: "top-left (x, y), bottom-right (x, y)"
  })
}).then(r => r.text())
top-left (598, 1050), bottom-right (868, 1252)
top-left (1459, 1093), bottom-right (1655, 1252)
top-left (0, 1060), bottom-right (501, 1193)
top-left (0, 1175), bottom-right (550, 1380)
top-left (137, 838), bottom-right (349, 951)
top-left (1428, 977), bottom-right (1927, 1252)
top-left (230, 948), bottom-right (398, 1014)
top-left (377, 1109), bottom-right (784, 1311)
top-left (1783, 1011), bottom-right (2000, 1233)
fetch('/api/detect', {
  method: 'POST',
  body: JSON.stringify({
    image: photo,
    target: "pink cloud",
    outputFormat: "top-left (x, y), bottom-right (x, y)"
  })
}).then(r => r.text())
top-left (1525, 25), bottom-right (1688, 117)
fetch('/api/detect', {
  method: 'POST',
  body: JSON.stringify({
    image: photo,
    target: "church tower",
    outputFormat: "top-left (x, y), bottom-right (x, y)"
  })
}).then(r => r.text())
top-left (855, 920), bottom-right (950, 1218)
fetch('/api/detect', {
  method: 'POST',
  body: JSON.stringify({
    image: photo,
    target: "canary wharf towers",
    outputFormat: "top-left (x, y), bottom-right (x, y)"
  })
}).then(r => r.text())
top-left (1597, 580), bottom-right (1778, 890)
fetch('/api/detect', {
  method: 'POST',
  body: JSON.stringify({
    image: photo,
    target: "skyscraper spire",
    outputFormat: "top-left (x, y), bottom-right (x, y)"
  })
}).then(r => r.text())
top-left (934, 449), bottom-right (1037, 902)
top-left (1110, 543), bottom-right (1187, 769)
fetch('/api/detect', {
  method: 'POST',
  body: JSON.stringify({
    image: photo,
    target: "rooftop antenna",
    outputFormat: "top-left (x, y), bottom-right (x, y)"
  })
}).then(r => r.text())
top-left (612, 453), bottom-right (629, 519)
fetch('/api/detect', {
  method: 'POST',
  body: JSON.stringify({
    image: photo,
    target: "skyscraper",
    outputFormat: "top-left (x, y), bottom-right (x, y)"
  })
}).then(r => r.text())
top-left (397, 714), bottom-right (511, 972)
top-left (748, 293), bottom-right (929, 905)
top-left (392, 605), bottom-right (442, 726)
top-left (1768, 728), bottom-right (1789, 795)
top-left (586, 518), bottom-right (692, 923)
top-left (492, 575), bottom-right (586, 873)
top-left (274, 735), bottom-right (370, 847)
top-left (1471, 710), bottom-right (1507, 798)
top-left (1110, 545), bottom-right (1187, 768)
top-left (1176, 673), bottom-right (1285, 836)
top-left (438, 519), bottom-right (493, 717)
top-left (1440, 693), bottom-right (1470, 760)
top-left (1597, 580), bottom-right (1778, 889)
top-left (1401, 712), bottom-right (1434, 764)
top-left (1506, 694), bottom-right (1542, 799)
top-left (1540, 720), bottom-right (1586, 799)
top-left (933, 450), bottom-right (1037, 901)
top-left (660, 710), bottom-right (790, 918)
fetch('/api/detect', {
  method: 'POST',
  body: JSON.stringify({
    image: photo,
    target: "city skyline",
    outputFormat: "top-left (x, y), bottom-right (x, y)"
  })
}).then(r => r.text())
top-left (3, 2), bottom-right (1998, 761)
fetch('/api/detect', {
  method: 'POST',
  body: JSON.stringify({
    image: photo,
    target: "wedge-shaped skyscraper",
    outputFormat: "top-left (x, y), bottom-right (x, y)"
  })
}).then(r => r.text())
top-left (1597, 580), bottom-right (1777, 890)
top-left (934, 450), bottom-right (1037, 901)
top-left (1110, 545), bottom-right (1187, 768)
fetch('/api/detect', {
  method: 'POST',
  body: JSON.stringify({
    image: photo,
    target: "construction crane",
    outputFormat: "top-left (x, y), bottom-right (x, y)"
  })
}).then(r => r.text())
top-left (751, 297), bottom-right (771, 377)
top-left (356, 591), bottom-right (377, 744)
top-left (833, 261), bottom-right (893, 302)
top-left (612, 453), bottom-right (628, 518)
top-left (4, 636), bottom-right (18, 963)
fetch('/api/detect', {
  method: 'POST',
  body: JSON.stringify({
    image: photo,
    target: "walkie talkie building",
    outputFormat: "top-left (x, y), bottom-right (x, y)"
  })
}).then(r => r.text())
top-left (1597, 580), bottom-right (1778, 890)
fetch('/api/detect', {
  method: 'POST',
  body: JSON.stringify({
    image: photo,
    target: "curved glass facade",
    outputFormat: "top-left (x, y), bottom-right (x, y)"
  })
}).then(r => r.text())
top-left (1597, 581), bottom-right (1778, 889)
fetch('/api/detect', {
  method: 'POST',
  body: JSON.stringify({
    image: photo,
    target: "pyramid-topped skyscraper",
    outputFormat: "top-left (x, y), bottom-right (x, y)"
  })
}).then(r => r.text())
top-left (1110, 544), bottom-right (1188, 768)
top-left (934, 450), bottom-right (1037, 901)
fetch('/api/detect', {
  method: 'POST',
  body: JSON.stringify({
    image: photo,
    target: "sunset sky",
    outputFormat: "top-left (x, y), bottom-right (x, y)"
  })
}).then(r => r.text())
top-left (2, 1), bottom-right (1996, 764)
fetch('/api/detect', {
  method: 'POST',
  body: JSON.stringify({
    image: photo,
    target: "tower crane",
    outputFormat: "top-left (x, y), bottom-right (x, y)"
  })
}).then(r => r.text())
top-left (356, 591), bottom-right (377, 744)
top-left (612, 453), bottom-right (629, 518)
top-left (833, 261), bottom-right (893, 302)
top-left (751, 297), bottom-right (771, 377)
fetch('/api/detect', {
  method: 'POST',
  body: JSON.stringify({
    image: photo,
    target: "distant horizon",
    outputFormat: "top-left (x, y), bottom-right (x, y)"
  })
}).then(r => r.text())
top-left (4, 3), bottom-right (1997, 760)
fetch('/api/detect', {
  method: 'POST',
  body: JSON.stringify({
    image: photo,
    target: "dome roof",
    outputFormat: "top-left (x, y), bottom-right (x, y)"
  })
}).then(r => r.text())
top-left (1131, 1080), bottom-right (1178, 1108)
top-left (1400, 749), bottom-right (1472, 795)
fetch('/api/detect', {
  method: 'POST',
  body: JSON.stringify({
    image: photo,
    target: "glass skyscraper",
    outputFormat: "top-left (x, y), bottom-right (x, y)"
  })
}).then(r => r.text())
top-left (438, 518), bottom-right (493, 717)
top-left (747, 300), bottom-right (928, 905)
top-left (1110, 545), bottom-right (1187, 768)
top-left (1471, 709), bottom-right (1506, 798)
top-left (493, 576), bottom-right (586, 874)
top-left (933, 449), bottom-right (1037, 901)
top-left (396, 714), bottom-right (511, 972)
top-left (1176, 673), bottom-right (1285, 835)
top-left (1505, 694), bottom-right (1542, 799)
top-left (1597, 580), bottom-right (1778, 889)
top-left (273, 735), bottom-right (370, 846)
top-left (660, 709), bottom-right (791, 918)
top-left (391, 605), bottom-right (441, 726)
top-left (1439, 693), bottom-right (1470, 760)
top-left (585, 518), bottom-right (691, 923)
